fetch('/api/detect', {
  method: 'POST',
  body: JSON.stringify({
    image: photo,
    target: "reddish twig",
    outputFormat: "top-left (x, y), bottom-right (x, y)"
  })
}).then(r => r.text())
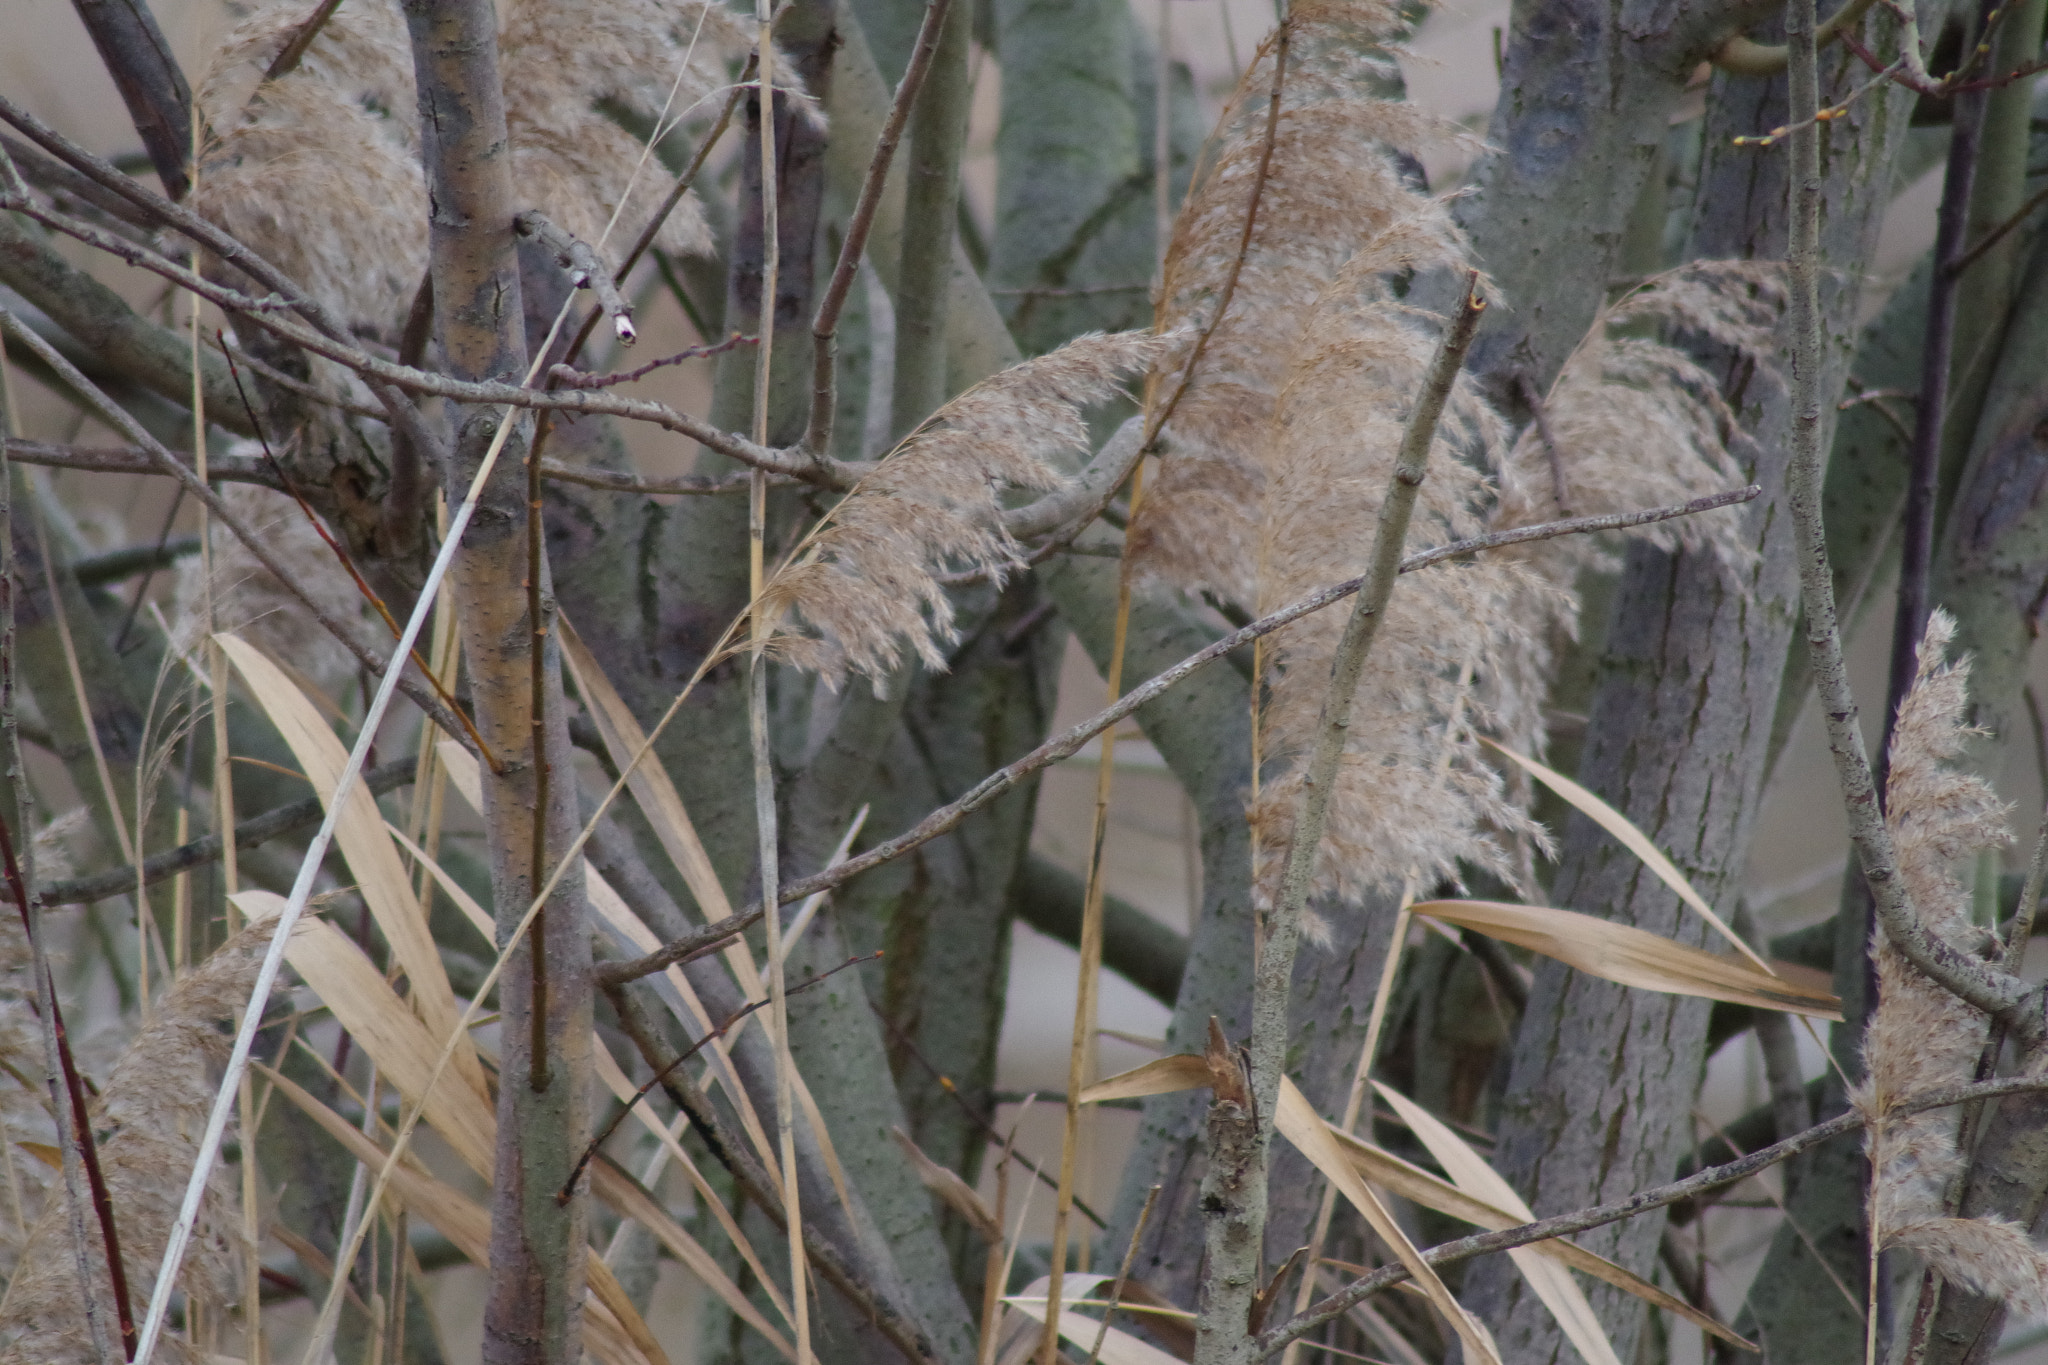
top-left (547, 333), bottom-right (756, 390)
top-left (0, 805), bottom-right (137, 1359)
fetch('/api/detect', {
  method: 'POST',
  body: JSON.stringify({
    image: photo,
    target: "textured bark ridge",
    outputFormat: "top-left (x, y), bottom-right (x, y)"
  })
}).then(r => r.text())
top-left (1463, 13), bottom-right (1930, 1359)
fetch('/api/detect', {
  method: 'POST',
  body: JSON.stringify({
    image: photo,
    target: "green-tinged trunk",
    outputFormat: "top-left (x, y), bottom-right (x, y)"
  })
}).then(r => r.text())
top-left (1465, 22), bottom-right (1927, 1363)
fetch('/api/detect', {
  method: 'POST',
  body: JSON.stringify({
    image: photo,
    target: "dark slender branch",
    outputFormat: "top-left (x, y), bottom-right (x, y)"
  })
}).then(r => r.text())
top-left (1, 436), bottom-right (769, 500)
top-left (0, 757), bottom-right (419, 908)
top-left (1, 405), bottom-right (128, 1363)
top-left (556, 61), bottom-right (752, 376)
top-left (1, 181), bottom-right (832, 485)
top-left (592, 907), bottom-right (769, 989)
top-left (804, 0), bottom-right (955, 457)
top-left (1515, 371), bottom-right (1572, 517)
top-left (1145, 18), bottom-right (1290, 447)
top-left (0, 90), bottom-right (444, 464)
top-left (563, 953), bottom-right (877, 1201)
top-left (216, 340), bottom-right (500, 770)
top-left (0, 808), bottom-right (136, 1360)
top-left (598, 486), bottom-right (1762, 986)
top-left (514, 210), bottom-right (638, 346)
top-left (1255, 1074), bottom-right (2048, 1356)
top-left (73, 534), bottom-right (202, 589)
top-left (1947, 181), bottom-right (2048, 280)
top-left (0, 312), bottom-right (484, 759)
top-left (1885, 7), bottom-right (1989, 786)
top-left (71, 0), bottom-right (195, 200)
top-left (264, 0), bottom-right (347, 83)
top-left (603, 980), bottom-right (942, 1365)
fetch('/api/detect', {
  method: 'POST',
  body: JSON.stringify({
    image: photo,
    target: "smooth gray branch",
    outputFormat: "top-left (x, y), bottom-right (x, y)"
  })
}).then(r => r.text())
top-left (515, 210), bottom-right (637, 345)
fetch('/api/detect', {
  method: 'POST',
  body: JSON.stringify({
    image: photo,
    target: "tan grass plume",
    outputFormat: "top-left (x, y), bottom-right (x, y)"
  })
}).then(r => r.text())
top-left (1853, 611), bottom-right (2048, 1317)
top-left (0, 924), bottom-right (269, 1364)
top-left (760, 330), bottom-right (1171, 688)
top-left (194, 0), bottom-right (766, 340)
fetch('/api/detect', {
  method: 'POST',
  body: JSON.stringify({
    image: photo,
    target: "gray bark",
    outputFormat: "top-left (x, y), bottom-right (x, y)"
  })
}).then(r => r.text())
top-left (1465, 23), bottom-right (1926, 1364)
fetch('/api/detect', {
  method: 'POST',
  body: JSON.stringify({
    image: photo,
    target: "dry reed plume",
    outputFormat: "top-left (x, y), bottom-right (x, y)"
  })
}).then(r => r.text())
top-left (193, 0), bottom-right (765, 341)
top-left (171, 476), bottom-right (368, 695)
top-left (760, 329), bottom-right (1170, 688)
top-left (1855, 611), bottom-right (2048, 1317)
top-left (0, 924), bottom-right (270, 1364)
top-left (1126, 0), bottom-right (1770, 910)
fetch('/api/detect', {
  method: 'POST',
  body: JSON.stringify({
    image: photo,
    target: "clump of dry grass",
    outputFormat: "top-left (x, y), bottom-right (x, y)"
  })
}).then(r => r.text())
top-left (170, 477), bottom-right (367, 696)
top-left (760, 330), bottom-right (1170, 688)
top-left (0, 924), bottom-right (269, 1364)
top-left (193, 0), bottom-right (760, 340)
top-left (1853, 612), bottom-right (2048, 1315)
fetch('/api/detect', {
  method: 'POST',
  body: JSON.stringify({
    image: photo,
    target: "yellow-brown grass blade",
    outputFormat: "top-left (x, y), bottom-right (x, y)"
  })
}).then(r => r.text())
top-left (218, 633), bottom-right (484, 1092)
top-left (1413, 899), bottom-right (1841, 1018)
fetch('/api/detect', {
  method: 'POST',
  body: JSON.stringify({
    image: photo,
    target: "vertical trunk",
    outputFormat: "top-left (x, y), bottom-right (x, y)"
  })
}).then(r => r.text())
top-left (397, 5), bottom-right (592, 1363)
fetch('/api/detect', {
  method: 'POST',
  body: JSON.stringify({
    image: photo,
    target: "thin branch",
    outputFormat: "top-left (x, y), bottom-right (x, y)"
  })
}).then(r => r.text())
top-left (1256, 1074), bottom-right (2048, 1356)
top-left (1946, 180), bottom-right (2048, 279)
top-left (599, 483), bottom-right (1759, 986)
top-left (1, 377), bottom-right (124, 1364)
top-left (1146, 18), bottom-right (1290, 447)
top-left (217, 342), bottom-right (500, 770)
top-left (0, 756), bottom-right (418, 908)
top-left (562, 952), bottom-right (877, 1201)
top-left (2, 185), bottom-right (830, 483)
top-left (547, 333), bottom-right (755, 389)
top-left (1779, 0), bottom-right (2035, 1030)
top-left (515, 210), bottom-right (639, 345)
top-left (1514, 371), bottom-right (1572, 517)
top-left (557, 57), bottom-right (753, 375)
top-left (71, 0), bottom-right (195, 200)
top-left (0, 312), bottom-right (485, 761)
top-left (262, 0), bottom-right (346, 83)
top-left (603, 980), bottom-right (943, 1365)
top-left (804, 0), bottom-right (956, 457)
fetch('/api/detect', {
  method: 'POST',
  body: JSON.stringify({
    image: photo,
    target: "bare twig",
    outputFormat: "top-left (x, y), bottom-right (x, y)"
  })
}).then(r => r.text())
top-left (804, 0), bottom-right (956, 457)
top-left (71, 0), bottom-right (195, 200)
top-left (515, 210), bottom-right (638, 345)
top-left (1256, 1074), bottom-right (2048, 1356)
top-left (1514, 371), bottom-right (1572, 517)
top-left (217, 340), bottom-right (500, 770)
top-left (1779, 0), bottom-right (2034, 1032)
top-left (0, 756), bottom-right (418, 908)
top-left (562, 953), bottom-right (877, 1201)
top-left (604, 981), bottom-right (943, 1365)
top-left (547, 333), bottom-right (754, 389)
top-left (1, 366), bottom-right (126, 1364)
top-left (262, 0), bottom-right (346, 83)
top-left (1947, 181), bottom-right (2048, 280)
top-left (1146, 17), bottom-right (1291, 446)
top-left (1087, 1185), bottom-right (1161, 1365)
top-left (598, 480), bottom-right (1753, 978)
top-left (0, 311), bottom-right (483, 760)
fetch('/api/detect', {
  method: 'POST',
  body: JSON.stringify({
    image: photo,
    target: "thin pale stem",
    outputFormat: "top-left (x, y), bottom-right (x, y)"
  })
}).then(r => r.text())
top-left (1044, 459), bottom-right (1149, 1365)
top-left (1200, 277), bottom-right (1482, 1365)
top-left (1779, 0), bottom-right (2034, 1038)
